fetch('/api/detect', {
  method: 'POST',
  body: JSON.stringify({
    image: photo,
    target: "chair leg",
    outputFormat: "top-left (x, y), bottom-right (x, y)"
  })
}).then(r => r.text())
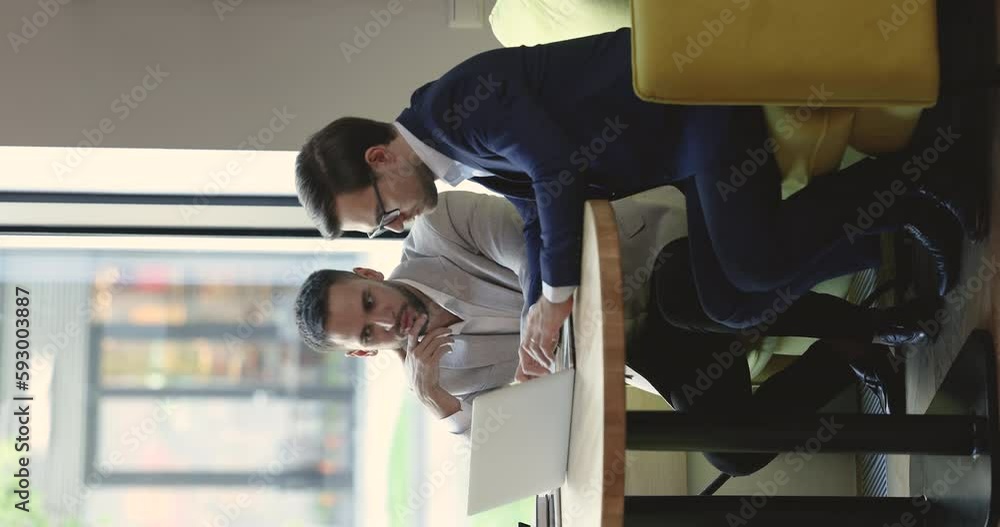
top-left (623, 496), bottom-right (933, 527)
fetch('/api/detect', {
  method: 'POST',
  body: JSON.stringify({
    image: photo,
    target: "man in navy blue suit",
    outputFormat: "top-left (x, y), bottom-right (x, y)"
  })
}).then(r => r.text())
top-left (295, 28), bottom-right (968, 378)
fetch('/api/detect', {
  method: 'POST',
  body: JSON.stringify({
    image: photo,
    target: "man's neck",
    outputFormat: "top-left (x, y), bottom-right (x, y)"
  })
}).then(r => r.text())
top-left (392, 122), bottom-right (446, 182)
top-left (389, 128), bottom-right (424, 167)
top-left (399, 283), bottom-right (462, 331)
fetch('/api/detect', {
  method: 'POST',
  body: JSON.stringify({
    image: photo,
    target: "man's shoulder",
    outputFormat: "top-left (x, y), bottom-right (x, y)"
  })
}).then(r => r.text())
top-left (405, 191), bottom-right (478, 254)
top-left (424, 190), bottom-right (504, 225)
top-left (399, 53), bottom-right (516, 139)
top-left (418, 190), bottom-right (474, 229)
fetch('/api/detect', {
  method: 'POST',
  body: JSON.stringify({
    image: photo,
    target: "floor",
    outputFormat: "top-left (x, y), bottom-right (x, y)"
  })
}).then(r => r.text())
top-left (882, 82), bottom-right (1000, 509)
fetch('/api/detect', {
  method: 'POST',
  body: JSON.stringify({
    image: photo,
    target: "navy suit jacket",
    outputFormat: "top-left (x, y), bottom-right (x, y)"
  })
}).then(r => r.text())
top-left (396, 28), bottom-right (710, 305)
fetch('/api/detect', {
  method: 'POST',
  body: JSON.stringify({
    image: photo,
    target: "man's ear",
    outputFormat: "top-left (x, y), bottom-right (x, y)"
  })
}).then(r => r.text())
top-left (353, 267), bottom-right (384, 281)
top-left (364, 145), bottom-right (389, 166)
top-left (346, 349), bottom-right (379, 358)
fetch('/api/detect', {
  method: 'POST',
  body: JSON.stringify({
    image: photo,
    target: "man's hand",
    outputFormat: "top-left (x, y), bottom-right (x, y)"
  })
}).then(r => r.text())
top-left (515, 350), bottom-right (549, 382)
top-left (403, 315), bottom-right (454, 398)
top-left (520, 296), bottom-right (573, 372)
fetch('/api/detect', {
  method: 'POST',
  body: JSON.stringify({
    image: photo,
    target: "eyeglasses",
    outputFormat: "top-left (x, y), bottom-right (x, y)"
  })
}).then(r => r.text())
top-left (368, 178), bottom-right (401, 239)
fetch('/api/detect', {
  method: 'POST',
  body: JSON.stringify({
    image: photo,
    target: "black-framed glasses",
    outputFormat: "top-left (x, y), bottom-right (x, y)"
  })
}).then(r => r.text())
top-left (368, 179), bottom-right (401, 239)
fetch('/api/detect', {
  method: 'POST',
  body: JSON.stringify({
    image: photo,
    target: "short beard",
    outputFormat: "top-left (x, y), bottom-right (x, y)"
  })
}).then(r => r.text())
top-left (415, 162), bottom-right (439, 211)
top-left (386, 281), bottom-right (430, 335)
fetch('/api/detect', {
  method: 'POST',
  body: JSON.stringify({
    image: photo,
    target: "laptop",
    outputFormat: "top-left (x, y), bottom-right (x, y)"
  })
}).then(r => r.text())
top-left (466, 368), bottom-right (576, 516)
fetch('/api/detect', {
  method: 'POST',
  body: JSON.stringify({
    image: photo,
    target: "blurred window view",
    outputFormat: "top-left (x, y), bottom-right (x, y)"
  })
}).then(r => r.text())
top-left (0, 242), bottom-right (380, 527)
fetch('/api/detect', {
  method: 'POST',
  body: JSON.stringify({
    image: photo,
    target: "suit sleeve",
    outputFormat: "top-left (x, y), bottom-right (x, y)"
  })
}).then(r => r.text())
top-left (507, 197), bottom-right (543, 312)
top-left (470, 83), bottom-right (590, 294)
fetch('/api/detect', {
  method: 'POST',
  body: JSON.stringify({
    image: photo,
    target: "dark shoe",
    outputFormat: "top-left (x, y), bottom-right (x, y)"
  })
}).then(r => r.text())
top-left (903, 201), bottom-right (964, 295)
top-left (850, 347), bottom-right (906, 415)
top-left (870, 296), bottom-right (944, 346)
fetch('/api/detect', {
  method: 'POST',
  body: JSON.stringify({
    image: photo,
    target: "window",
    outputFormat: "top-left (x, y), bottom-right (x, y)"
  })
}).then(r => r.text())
top-left (0, 237), bottom-right (400, 526)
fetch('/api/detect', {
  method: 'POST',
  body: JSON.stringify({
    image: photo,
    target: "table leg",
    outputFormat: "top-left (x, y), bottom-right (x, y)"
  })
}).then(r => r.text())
top-left (626, 412), bottom-right (987, 455)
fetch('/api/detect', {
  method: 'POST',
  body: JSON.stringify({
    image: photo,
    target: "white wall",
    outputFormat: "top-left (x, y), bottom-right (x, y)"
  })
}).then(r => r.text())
top-left (1, 0), bottom-right (500, 151)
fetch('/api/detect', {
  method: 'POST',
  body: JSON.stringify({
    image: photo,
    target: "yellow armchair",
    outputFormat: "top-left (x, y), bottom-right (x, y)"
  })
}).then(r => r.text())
top-left (626, 0), bottom-right (941, 373)
top-left (630, 0), bottom-right (939, 107)
top-left (630, 0), bottom-right (939, 194)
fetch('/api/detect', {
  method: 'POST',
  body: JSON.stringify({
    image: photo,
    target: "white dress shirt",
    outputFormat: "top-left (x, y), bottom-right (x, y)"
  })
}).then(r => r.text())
top-left (393, 121), bottom-right (578, 303)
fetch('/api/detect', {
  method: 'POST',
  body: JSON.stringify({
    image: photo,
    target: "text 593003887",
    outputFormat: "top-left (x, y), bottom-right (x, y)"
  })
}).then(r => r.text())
top-left (12, 286), bottom-right (33, 513)
top-left (14, 287), bottom-right (30, 391)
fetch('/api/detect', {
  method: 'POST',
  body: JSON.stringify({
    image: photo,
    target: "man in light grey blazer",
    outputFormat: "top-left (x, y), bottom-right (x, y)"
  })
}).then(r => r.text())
top-left (295, 187), bottom-right (688, 434)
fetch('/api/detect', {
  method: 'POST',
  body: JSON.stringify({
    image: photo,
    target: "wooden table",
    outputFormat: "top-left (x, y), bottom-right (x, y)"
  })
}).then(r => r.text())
top-left (558, 199), bottom-right (628, 527)
top-left (551, 200), bottom-right (996, 527)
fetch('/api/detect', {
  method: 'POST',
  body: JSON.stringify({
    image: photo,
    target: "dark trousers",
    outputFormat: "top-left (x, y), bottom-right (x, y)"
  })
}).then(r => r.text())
top-left (674, 103), bottom-right (957, 328)
top-left (626, 239), bottom-right (861, 476)
top-left (652, 238), bottom-right (885, 341)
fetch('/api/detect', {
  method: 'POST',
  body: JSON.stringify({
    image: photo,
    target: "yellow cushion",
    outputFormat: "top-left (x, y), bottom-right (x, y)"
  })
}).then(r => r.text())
top-left (488, 0), bottom-right (631, 47)
top-left (766, 105), bottom-right (924, 195)
top-left (766, 106), bottom-right (855, 196)
top-left (850, 106), bottom-right (925, 154)
top-left (631, 0), bottom-right (940, 107)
